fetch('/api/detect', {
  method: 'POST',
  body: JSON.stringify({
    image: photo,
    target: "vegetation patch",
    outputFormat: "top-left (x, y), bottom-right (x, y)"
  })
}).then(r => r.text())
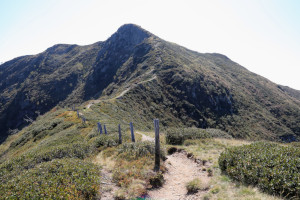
top-left (0, 142), bottom-right (95, 182)
top-left (104, 142), bottom-right (167, 198)
top-left (166, 128), bottom-right (211, 145)
top-left (219, 142), bottom-right (300, 199)
top-left (186, 178), bottom-right (203, 194)
top-left (0, 158), bottom-right (100, 199)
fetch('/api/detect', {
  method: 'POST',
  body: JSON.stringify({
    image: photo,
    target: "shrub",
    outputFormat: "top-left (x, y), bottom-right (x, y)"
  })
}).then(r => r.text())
top-left (186, 178), bottom-right (202, 194)
top-left (166, 128), bottom-right (211, 145)
top-left (94, 134), bottom-right (119, 148)
top-left (205, 128), bottom-right (232, 139)
top-left (0, 159), bottom-right (100, 199)
top-left (218, 142), bottom-right (300, 199)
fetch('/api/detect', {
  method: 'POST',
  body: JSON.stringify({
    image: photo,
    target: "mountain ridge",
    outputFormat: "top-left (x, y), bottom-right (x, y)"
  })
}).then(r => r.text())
top-left (0, 24), bottom-right (299, 142)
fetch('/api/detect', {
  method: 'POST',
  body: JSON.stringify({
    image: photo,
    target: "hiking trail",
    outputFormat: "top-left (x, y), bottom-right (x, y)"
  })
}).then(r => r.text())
top-left (138, 132), bottom-right (211, 200)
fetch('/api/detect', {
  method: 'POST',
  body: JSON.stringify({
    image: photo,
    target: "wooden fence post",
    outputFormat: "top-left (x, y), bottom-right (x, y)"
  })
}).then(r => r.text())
top-left (154, 119), bottom-right (160, 172)
top-left (104, 125), bottom-right (107, 135)
top-left (97, 122), bottom-right (103, 134)
top-left (77, 110), bottom-right (80, 118)
top-left (130, 122), bottom-right (135, 142)
top-left (118, 124), bottom-right (122, 144)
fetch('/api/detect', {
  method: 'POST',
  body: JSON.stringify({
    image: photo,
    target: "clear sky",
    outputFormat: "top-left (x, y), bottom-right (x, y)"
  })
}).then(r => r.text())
top-left (0, 0), bottom-right (299, 89)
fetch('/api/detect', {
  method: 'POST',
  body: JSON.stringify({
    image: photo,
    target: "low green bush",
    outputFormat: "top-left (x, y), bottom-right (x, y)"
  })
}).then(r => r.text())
top-left (166, 128), bottom-right (211, 145)
top-left (0, 159), bottom-right (100, 199)
top-left (219, 142), bottom-right (300, 199)
top-left (1, 142), bottom-right (94, 173)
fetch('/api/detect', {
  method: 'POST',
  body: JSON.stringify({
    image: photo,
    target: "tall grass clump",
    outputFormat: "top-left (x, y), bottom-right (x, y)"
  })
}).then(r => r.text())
top-left (117, 141), bottom-right (165, 160)
top-left (219, 142), bottom-right (300, 199)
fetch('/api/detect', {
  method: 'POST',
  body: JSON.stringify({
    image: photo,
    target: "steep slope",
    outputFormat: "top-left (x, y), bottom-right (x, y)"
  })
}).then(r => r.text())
top-left (0, 24), bottom-right (299, 142)
top-left (0, 24), bottom-right (151, 142)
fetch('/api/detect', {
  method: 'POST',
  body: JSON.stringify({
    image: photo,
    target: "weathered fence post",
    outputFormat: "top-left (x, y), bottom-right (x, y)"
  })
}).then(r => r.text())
top-left (72, 105), bottom-right (75, 111)
top-left (104, 125), bottom-right (107, 135)
top-left (154, 119), bottom-right (160, 172)
top-left (97, 122), bottom-right (103, 134)
top-left (77, 110), bottom-right (80, 118)
top-left (118, 124), bottom-right (122, 144)
top-left (130, 122), bottom-right (135, 142)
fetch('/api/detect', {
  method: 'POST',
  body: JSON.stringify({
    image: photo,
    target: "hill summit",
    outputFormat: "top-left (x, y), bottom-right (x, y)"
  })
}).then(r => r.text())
top-left (0, 24), bottom-right (299, 142)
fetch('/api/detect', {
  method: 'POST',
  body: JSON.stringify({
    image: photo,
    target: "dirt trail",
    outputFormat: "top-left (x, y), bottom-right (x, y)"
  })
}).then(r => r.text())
top-left (138, 132), bottom-right (211, 200)
top-left (99, 168), bottom-right (119, 200)
top-left (137, 131), bottom-right (155, 142)
top-left (148, 151), bottom-right (210, 200)
top-left (93, 153), bottom-right (120, 200)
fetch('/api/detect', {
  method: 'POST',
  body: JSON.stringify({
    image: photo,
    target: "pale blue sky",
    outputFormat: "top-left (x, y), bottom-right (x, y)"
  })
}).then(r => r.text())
top-left (0, 0), bottom-right (299, 89)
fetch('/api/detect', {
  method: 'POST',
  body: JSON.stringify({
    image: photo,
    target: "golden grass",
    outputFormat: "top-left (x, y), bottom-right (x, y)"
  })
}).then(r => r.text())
top-left (93, 150), bottom-right (116, 170)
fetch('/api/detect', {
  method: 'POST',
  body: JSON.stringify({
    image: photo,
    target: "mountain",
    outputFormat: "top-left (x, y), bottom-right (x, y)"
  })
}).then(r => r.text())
top-left (277, 85), bottom-right (300, 100)
top-left (0, 24), bottom-right (299, 143)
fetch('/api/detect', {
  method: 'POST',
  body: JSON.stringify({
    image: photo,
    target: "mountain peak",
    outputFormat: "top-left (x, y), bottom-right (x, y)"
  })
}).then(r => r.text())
top-left (109, 24), bottom-right (152, 46)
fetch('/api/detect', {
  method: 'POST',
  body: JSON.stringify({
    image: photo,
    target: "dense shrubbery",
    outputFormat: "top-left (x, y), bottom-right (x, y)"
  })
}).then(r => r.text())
top-left (166, 127), bottom-right (232, 145)
top-left (1, 142), bottom-right (94, 174)
top-left (219, 142), bottom-right (300, 199)
top-left (166, 128), bottom-right (211, 145)
top-left (0, 159), bottom-right (100, 199)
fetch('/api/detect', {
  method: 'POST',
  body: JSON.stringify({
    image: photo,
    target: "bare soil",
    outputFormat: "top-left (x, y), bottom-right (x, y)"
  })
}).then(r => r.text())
top-left (148, 151), bottom-right (211, 200)
top-left (98, 168), bottom-right (119, 200)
